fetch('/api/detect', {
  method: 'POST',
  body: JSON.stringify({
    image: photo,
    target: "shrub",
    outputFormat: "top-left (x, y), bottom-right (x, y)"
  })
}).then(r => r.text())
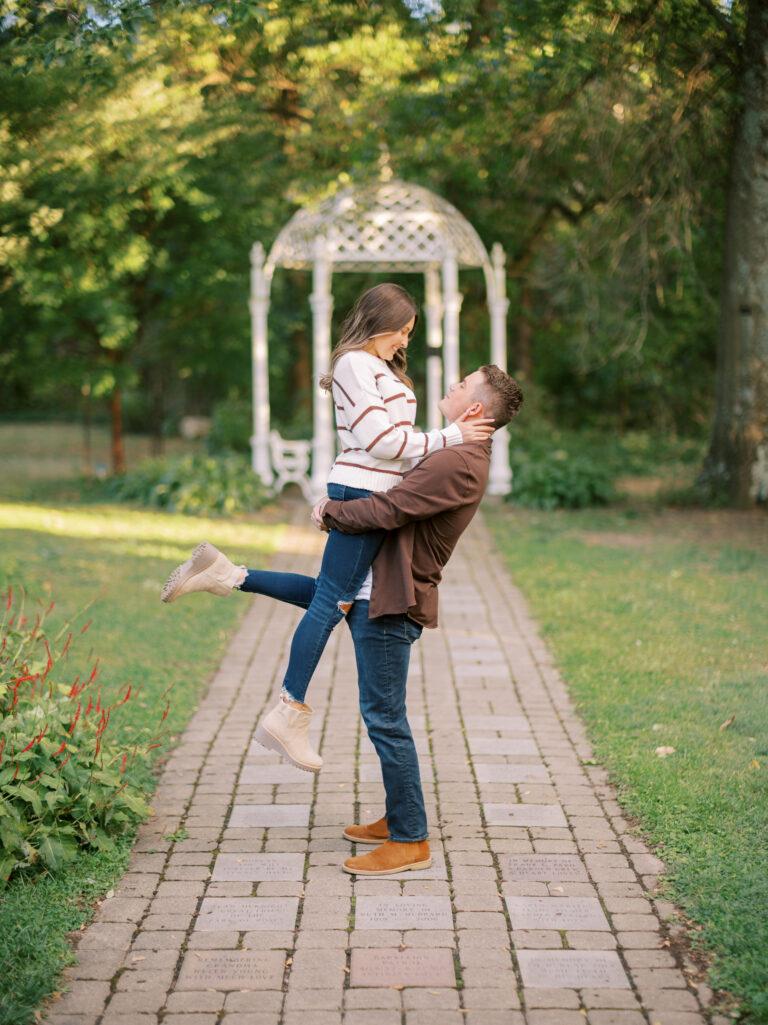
top-left (207, 399), bottom-right (252, 454)
top-left (508, 449), bottom-right (617, 509)
top-left (0, 587), bottom-right (168, 889)
top-left (103, 452), bottom-right (271, 516)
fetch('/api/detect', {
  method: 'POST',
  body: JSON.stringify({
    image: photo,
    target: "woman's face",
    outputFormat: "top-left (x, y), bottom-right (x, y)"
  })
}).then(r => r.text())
top-left (365, 315), bottom-right (416, 362)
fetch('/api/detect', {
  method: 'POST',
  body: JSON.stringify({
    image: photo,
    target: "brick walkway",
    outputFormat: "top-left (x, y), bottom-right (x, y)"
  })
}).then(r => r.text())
top-left (43, 509), bottom-right (720, 1025)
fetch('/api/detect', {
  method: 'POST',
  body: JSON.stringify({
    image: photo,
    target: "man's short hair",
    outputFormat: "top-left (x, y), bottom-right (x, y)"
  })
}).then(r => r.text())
top-left (475, 365), bottom-right (524, 429)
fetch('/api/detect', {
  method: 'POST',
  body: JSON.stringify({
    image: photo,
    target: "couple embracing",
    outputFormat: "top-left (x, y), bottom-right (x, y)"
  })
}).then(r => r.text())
top-left (161, 283), bottom-right (523, 876)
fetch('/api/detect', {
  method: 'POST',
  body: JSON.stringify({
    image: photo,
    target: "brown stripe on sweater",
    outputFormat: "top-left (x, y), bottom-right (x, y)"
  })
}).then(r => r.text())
top-left (383, 392), bottom-right (406, 403)
top-left (394, 433), bottom-right (409, 459)
top-left (406, 398), bottom-right (417, 404)
top-left (423, 435), bottom-right (428, 457)
top-left (350, 405), bottom-right (386, 429)
top-left (333, 460), bottom-right (404, 477)
top-left (333, 378), bottom-right (354, 405)
top-left (365, 424), bottom-right (396, 452)
top-left (393, 421), bottom-right (413, 427)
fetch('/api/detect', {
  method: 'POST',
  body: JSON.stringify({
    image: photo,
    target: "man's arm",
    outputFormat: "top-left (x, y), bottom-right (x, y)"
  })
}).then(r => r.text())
top-left (322, 448), bottom-right (477, 534)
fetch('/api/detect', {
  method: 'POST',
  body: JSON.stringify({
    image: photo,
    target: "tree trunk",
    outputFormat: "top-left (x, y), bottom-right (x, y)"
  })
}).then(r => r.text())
top-left (700, 0), bottom-right (768, 506)
top-left (110, 386), bottom-right (126, 475)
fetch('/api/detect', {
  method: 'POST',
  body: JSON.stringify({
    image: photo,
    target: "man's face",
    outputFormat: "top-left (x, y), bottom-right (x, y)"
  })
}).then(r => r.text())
top-left (438, 369), bottom-right (487, 421)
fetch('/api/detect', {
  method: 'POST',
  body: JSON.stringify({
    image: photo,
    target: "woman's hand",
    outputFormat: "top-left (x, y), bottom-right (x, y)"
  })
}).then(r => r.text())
top-left (311, 498), bottom-right (330, 532)
top-left (454, 408), bottom-right (496, 443)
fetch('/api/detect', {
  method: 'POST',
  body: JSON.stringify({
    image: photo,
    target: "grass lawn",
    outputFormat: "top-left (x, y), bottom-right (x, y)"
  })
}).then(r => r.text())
top-left (0, 498), bottom-right (286, 1025)
top-left (485, 503), bottom-right (768, 1023)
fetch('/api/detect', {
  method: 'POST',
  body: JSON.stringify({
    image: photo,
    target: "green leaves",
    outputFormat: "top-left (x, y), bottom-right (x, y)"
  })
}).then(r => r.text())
top-left (102, 451), bottom-right (271, 516)
top-left (0, 586), bottom-right (167, 890)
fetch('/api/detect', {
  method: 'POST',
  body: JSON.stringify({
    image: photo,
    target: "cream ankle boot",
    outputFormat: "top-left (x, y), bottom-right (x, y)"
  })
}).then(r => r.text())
top-left (254, 697), bottom-right (323, 773)
top-left (161, 541), bottom-right (246, 603)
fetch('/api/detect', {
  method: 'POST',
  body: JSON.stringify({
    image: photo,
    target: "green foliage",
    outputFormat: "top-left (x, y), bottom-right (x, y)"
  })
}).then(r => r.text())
top-left (103, 452), bottom-right (271, 516)
top-left (207, 398), bottom-right (252, 454)
top-left (0, 0), bottom-right (743, 446)
top-left (509, 448), bottom-right (617, 509)
top-left (0, 588), bottom-right (163, 890)
top-left (504, 420), bottom-right (706, 509)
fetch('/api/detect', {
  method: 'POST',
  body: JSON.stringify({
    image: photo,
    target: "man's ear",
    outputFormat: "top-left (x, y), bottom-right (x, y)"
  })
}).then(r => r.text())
top-left (465, 401), bottom-right (483, 417)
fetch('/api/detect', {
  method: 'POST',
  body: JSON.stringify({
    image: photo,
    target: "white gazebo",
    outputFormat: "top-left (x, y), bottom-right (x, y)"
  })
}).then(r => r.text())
top-left (249, 160), bottom-right (512, 499)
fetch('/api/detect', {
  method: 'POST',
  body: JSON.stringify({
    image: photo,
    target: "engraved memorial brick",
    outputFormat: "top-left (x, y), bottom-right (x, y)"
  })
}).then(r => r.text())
top-left (350, 948), bottom-right (456, 988)
top-left (229, 805), bottom-right (310, 828)
top-left (464, 716), bottom-right (531, 733)
top-left (469, 738), bottom-right (539, 756)
top-left (211, 854), bottom-right (304, 882)
top-left (176, 949), bottom-right (285, 990)
top-left (240, 764), bottom-right (313, 784)
top-left (195, 898), bottom-right (299, 932)
top-left (505, 896), bottom-right (609, 930)
top-left (484, 804), bottom-right (568, 827)
top-left (516, 950), bottom-right (630, 988)
top-left (475, 764), bottom-right (550, 783)
top-left (355, 897), bottom-right (453, 930)
top-left (501, 855), bottom-right (588, 882)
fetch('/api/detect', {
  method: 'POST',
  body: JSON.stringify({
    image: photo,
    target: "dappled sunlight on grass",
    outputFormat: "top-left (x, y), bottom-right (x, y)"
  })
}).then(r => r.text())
top-left (0, 501), bottom-right (285, 556)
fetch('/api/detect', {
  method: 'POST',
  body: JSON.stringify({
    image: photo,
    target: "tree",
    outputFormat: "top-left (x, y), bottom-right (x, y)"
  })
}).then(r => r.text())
top-left (699, 0), bottom-right (768, 505)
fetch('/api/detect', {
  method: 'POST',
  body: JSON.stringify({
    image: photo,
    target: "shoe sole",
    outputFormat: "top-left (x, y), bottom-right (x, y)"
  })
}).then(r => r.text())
top-left (253, 723), bottom-right (321, 775)
top-left (161, 541), bottom-right (219, 603)
top-left (342, 857), bottom-right (432, 876)
top-left (342, 829), bottom-right (390, 844)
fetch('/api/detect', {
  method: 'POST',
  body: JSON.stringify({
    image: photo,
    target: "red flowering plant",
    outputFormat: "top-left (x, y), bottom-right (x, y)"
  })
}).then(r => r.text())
top-left (0, 585), bottom-right (173, 889)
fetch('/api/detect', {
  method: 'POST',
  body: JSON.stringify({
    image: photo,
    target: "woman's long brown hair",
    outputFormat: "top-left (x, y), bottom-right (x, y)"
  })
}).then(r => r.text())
top-left (319, 282), bottom-right (418, 392)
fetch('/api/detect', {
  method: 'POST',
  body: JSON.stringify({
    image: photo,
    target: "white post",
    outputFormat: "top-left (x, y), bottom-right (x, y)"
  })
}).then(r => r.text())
top-left (249, 241), bottom-right (273, 486)
top-left (442, 253), bottom-right (462, 397)
top-left (488, 242), bottom-right (512, 496)
top-left (309, 235), bottom-right (335, 501)
top-left (424, 266), bottom-right (444, 430)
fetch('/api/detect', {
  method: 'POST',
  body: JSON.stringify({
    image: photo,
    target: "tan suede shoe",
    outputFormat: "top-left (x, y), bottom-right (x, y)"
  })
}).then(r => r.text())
top-left (161, 541), bottom-right (246, 603)
top-left (343, 815), bottom-right (389, 844)
top-left (342, 839), bottom-right (431, 876)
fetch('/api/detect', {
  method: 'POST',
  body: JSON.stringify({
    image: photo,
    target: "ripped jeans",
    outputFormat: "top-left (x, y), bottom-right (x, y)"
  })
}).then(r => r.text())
top-left (239, 483), bottom-right (385, 705)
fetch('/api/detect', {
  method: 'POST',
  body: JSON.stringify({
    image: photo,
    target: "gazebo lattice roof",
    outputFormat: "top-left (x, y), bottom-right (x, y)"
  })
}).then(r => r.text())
top-left (266, 178), bottom-right (492, 273)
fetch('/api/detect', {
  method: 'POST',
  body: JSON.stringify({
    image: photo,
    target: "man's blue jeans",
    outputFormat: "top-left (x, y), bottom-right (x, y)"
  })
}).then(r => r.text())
top-left (237, 566), bottom-right (428, 842)
top-left (241, 483), bottom-right (384, 704)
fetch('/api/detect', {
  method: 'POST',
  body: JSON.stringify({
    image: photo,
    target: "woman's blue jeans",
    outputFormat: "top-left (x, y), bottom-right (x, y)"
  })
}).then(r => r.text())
top-left (240, 483), bottom-right (385, 705)
top-left (237, 556), bottom-right (428, 841)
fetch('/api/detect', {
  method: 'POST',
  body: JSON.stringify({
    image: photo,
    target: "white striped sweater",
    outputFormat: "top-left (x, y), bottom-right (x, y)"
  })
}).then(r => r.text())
top-left (327, 350), bottom-right (462, 492)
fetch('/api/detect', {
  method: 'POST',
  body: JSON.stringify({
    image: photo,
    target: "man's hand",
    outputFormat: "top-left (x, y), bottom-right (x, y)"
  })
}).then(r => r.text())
top-left (454, 407), bottom-right (495, 443)
top-left (311, 497), bottom-right (330, 531)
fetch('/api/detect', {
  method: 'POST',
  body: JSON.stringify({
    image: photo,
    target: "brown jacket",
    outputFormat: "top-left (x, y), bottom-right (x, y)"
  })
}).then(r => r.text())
top-left (322, 438), bottom-right (492, 628)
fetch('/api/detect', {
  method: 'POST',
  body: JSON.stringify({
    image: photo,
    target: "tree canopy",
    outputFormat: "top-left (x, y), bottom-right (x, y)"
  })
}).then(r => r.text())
top-left (1, 0), bottom-right (757, 496)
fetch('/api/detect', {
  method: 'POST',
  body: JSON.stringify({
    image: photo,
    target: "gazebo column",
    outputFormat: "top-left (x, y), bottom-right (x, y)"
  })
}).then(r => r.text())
top-left (249, 241), bottom-right (272, 486)
top-left (309, 235), bottom-right (335, 500)
top-left (424, 266), bottom-right (444, 431)
top-left (442, 253), bottom-right (462, 398)
top-left (488, 242), bottom-right (512, 495)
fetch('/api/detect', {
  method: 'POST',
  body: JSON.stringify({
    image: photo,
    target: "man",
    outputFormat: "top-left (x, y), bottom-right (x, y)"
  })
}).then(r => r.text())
top-left (161, 364), bottom-right (523, 876)
top-left (310, 364), bottom-right (523, 875)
